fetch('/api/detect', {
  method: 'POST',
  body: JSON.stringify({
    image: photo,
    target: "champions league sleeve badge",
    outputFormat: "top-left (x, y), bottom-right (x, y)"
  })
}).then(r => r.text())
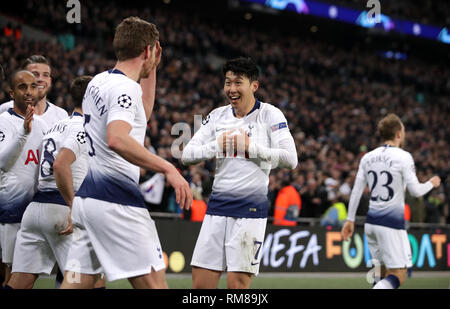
top-left (76, 131), bottom-right (87, 144)
top-left (118, 94), bottom-right (133, 109)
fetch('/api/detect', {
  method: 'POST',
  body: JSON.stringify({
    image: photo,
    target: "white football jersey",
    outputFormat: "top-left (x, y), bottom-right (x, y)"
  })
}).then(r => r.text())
top-left (0, 109), bottom-right (48, 223)
top-left (0, 100), bottom-right (68, 124)
top-left (32, 113), bottom-right (88, 206)
top-left (182, 100), bottom-right (297, 218)
top-left (348, 145), bottom-right (433, 229)
top-left (76, 69), bottom-right (147, 208)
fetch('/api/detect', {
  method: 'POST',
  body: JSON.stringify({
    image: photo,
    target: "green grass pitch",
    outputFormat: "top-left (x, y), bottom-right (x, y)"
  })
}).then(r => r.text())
top-left (32, 272), bottom-right (450, 289)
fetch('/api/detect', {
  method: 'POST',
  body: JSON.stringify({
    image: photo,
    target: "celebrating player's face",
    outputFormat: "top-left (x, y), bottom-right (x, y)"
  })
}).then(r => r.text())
top-left (224, 72), bottom-right (258, 109)
top-left (26, 63), bottom-right (52, 100)
top-left (9, 71), bottom-right (38, 112)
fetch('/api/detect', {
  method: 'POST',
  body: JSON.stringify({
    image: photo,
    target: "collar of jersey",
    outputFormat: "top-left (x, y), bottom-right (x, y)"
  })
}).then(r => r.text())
top-left (232, 99), bottom-right (261, 118)
top-left (108, 68), bottom-right (126, 76)
top-left (72, 111), bottom-right (83, 117)
top-left (8, 108), bottom-right (24, 119)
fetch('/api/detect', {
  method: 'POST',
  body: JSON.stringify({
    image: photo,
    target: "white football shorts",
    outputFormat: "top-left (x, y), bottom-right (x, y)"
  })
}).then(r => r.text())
top-left (65, 197), bottom-right (165, 282)
top-left (365, 223), bottom-right (412, 269)
top-left (0, 223), bottom-right (20, 265)
top-left (12, 202), bottom-right (72, 275)
top-left (191, 214), bottom-right (267, 275)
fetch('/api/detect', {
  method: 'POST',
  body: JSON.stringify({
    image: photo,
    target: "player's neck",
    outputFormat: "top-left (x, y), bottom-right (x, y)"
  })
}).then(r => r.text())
top-left (34, 98), bottom-right (48, 115)
top-left (114, 60), bottom-right (142, 82)
top-left (234, 98), bottom-right (256, 118)
top-left (384, 140), bottom-right (400, 147)
top-left (12, 104), bottom-right (26, 117)
top-left (73, 107), bottom-right (83, 115)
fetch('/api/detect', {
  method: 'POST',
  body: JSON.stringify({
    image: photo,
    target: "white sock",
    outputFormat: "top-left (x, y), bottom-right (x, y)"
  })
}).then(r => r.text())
top-left (373, 275), bottom-right (400, 289)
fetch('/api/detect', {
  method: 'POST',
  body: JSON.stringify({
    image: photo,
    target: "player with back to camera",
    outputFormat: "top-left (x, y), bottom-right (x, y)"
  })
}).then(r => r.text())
top-left (182, 57), bottom-right (298, 289)
top-left (61, 16), bottom-right (192, 289)
top-left (341, 113), bottom-right (441, 289)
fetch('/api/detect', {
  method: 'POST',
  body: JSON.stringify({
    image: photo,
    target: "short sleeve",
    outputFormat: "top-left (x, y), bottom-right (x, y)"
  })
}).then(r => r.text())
top-left (106, 82), bottom-right (141, 126)
top-left (61, 122), bottom-right (87, 160)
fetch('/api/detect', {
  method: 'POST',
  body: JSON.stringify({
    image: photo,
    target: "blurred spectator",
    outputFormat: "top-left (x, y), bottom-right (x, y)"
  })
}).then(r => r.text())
top-left (300, 179), bottom-right (328, 218)
top-left (14, 25), bottom-right (22, 41)
top-left (273, 184), bottom-right (302, 226)
top-left (320, 201), bottom-right (347, 228)
top-left (183, 199), bottom-right (207, 222)
top-left (3, 23), bottom-right (13, 38)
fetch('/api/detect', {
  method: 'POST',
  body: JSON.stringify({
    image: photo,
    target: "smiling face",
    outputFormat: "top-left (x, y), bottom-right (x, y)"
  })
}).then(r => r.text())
top-left (9, 71), bottom-right (38, 113)
top-left (25, 63), bottom-right (52, 100)
top-left (224, 71), bottom-right (259, 115)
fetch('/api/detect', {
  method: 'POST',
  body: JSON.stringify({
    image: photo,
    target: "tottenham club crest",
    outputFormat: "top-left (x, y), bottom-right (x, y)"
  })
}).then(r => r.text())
top-left (0, 131), bottom-right (5, 142)
top-left (76, 131), bottom-right (87, 144)
top-left (118, 94), bottom-right (132, 109)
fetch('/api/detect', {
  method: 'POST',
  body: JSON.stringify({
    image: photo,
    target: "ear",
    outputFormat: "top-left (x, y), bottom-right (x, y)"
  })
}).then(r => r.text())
top-left (9, 88), bottom-right (14, 100)
top-left (252, 80), bottom-right (259, 93)
top-left (143, 45), bottom-right (151, 61)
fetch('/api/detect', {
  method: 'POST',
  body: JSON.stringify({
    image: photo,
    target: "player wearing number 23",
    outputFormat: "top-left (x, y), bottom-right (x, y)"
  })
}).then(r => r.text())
top-left (341, 113), bottom-right (441, 289)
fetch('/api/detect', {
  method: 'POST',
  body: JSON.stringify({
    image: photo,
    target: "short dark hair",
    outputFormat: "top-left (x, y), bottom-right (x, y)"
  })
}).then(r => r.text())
top-left (9, 70), bottom-right (34, 90)
top-left (377, 113), bottom-right (403, 141)
top-left (70, 76), bottom-right (92, 108)
top-left (222, 57), bottom-right (259, 82)
top-left (113, 17), bottom-right (159, 61)
top-left (20, 55), bottom-right (51, 70)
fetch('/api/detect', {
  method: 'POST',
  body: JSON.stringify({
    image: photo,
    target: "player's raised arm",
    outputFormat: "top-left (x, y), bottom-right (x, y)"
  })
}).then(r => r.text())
top-left (141, 41), bottom-right (162, 121)
top-left (0, 120), bottom-right (30, 171)
top-left (0, 72), bottom-right (37, 171)
top-left (402, 153), bottom-right (440, 197)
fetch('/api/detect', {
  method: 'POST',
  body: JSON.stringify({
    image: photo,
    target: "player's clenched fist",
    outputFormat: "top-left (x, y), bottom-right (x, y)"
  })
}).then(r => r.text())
top-left (429, 176), bottom-right (441, 188)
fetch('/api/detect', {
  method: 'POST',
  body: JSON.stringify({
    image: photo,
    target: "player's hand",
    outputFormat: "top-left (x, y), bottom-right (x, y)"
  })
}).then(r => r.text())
top-left (217, 131), bottom-right (232, 155)
top-left (232, 128), bottom-right (250, 155)
top-left (165, 166), bottom-right (192, 210)
top-left (23, 104), bottom-right (34, 134)
top-left (151, 41), bottom-right (162, 71)
top-left (341, 220), bottom-right (354, 242)
top-left (429, 176), bottom-right (441, 188)
top-left (59, 210), bottom-right (74, 236)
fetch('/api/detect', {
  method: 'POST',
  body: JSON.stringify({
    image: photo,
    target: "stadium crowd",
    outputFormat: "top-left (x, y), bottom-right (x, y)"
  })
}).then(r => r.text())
top-left (1, 0), bottom-right (448, 225)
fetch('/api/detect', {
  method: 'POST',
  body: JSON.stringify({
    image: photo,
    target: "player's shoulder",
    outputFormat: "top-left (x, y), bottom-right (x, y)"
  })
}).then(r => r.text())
top-left (0, 100), bottom-right (13, 114)
top-left (259, 101), bottom-right (287, 120)
top-left (204, 105), bottom-right (230, 122)
top-left (47, 102), bottom-right (69, 118)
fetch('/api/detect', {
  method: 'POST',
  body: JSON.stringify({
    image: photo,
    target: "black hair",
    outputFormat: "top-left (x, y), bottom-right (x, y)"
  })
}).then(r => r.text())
top-left (9, 70), bottom-right (34, 89)
top-left (222, 57), bottom-right (259, 82)
top-left (70, 76), bottom-right (93, 108)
